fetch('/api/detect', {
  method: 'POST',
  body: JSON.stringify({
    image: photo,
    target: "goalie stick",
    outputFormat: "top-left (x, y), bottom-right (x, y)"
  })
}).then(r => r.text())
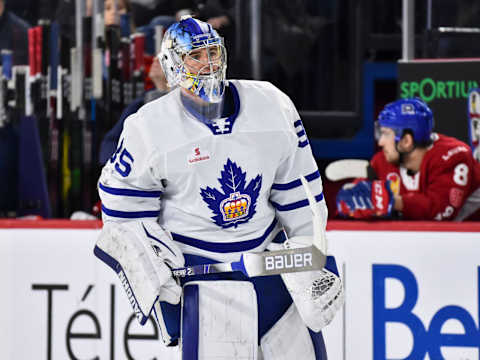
top-left (173, 176), bottom-right (327, 278)
top-left (172, 245), bottom-right (326, 278)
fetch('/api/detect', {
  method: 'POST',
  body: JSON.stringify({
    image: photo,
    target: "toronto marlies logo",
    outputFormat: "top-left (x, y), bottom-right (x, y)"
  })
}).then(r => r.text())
top-left (200, 159), bottom-right (262, 228)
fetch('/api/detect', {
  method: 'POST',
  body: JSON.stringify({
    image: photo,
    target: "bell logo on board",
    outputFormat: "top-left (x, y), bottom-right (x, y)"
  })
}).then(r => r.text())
top-left (372, 264), bottom-right (480, 360)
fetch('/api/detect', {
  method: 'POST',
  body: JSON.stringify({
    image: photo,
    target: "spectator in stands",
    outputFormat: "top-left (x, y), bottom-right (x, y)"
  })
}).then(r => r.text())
top-left (104, 0), bottom-right (132, 26)
top-left (336, 98), bottom-right (480, 221)
top-left (0, 0), bottom-right (30, 65)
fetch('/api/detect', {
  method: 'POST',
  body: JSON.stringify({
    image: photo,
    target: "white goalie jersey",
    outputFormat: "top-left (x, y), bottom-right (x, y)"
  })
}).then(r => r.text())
top-left (99, 79), bottom-right (327, 262)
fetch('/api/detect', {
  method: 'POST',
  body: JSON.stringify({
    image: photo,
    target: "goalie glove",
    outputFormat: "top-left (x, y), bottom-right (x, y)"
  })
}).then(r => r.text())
top-left (336, 179), bottom-right (394, 219)
top-left (280, 236), bottom-right (344, 332)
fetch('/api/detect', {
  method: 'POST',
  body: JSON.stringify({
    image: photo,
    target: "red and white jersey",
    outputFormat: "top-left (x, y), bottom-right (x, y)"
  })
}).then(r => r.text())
top-left (371, 134), bottom-right (480, 220)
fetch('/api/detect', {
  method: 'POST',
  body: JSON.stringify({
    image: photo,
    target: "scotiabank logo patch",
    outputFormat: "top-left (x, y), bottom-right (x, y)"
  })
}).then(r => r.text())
top-left (188, 147), bottom-right (210, 164)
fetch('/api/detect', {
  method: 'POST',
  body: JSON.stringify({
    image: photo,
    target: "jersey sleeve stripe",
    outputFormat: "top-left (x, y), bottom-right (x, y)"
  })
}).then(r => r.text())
top-left (101, 204), bottom-right (159, 219)
top-left (271, 192), bottom-right (324, 211)
top-left (99, 182), bottom-right (162, 197)
top-left (171, 219), bottom-right (278, 253)
top-left (272, 170), bottom-right (320, 190)
top-left (298, 139), bottom-right (309, 148)
top-left (293, 119), bottom-right (309, 148)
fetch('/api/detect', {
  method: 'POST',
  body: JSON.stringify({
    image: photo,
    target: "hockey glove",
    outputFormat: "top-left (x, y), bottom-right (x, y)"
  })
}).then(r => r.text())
top-left (281, 236), bottom-right (343, 331)
top-left (336, 180), bottom-right (394, 219)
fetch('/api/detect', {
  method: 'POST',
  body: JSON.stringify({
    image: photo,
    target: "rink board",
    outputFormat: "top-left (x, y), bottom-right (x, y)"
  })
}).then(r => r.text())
top-left (0, 220), bottom-right (479, 360)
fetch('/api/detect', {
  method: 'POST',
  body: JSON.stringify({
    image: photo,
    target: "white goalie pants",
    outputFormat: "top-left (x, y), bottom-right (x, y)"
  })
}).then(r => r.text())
top-left (181, 280), bottom-right (322, 360)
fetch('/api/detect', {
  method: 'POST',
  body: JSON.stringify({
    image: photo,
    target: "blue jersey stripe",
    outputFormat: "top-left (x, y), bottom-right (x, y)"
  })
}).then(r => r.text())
top-left (297, 129), bottom-right (306, 138)
top-left (298, 139), bottom-right (309, 148)
top-left (293, 119), bottom-right (302, 128)
top-left (172, 219), bottom-right (278, 253)
top-left (99, 182), bottom-right (162, 197)
top-left (101, 205), bottom-right (159, 219)
top-left (272, 170), bottom-right (321, 191)
top-left (271, 192), bottom-right (324, 212)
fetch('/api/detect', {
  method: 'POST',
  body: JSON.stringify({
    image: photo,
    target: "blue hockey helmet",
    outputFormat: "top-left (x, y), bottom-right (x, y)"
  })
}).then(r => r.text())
top-left (377, 98), bottom-right (434, 143)
top-left (158, 16), bottom-right (227, 103)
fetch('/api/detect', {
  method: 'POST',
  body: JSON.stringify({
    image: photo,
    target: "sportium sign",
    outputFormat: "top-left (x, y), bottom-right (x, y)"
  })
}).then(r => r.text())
top-left (400, 78), bottom-right (478, 102)
top-left (398, 59), bottom-right (480, 143)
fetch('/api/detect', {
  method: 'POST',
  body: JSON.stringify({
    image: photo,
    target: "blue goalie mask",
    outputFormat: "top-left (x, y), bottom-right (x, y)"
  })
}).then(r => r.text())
top-left (376, 98), bottom-right (434, 143)
top-left (158, 16), bottom-right (227, 103)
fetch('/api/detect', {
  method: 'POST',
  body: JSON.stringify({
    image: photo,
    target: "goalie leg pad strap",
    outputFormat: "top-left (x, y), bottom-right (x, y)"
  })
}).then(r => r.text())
top-left (260, 304), bottom-right (316, 360)
top-left (181, 280), bottom-right (258, 360)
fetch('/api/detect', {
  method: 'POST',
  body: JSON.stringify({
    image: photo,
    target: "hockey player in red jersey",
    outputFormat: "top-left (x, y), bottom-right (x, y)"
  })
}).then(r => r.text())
top-left (336, 98), bottom-right (480, 221)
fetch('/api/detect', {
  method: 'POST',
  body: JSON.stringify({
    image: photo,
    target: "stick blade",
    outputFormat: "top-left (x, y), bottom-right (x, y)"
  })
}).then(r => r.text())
top-left (325, 159), bottom-right (369, 181)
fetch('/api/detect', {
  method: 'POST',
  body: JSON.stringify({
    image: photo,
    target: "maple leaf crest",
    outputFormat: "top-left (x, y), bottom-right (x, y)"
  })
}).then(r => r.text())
top-left (200, 158), bottom-right (262, 228)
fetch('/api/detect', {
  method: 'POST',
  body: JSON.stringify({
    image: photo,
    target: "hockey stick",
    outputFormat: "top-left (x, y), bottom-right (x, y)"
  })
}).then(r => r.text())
top-left (468, 88), bottom-right (480, 162)
top-left (0, 51), bottom-right (12, 127)
top-left (48, 21), bottom-right (62, 216)
top-left (172, 245), bottom-right (326, 278)
top-left (131, 32), bottom-right (146, 99)
top-left (105, 25), bottom-right (123, 130)
top-left (173, 176), bottom-right (327, 278)
top-left (325, 159), bottom-right (373, 181)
